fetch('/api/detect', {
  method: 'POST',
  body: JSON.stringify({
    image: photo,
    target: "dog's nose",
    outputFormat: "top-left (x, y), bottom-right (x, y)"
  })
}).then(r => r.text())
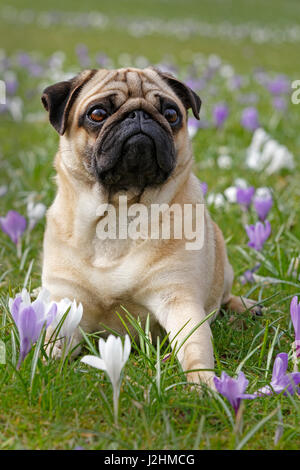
top-left (127, 110), bottom-right (150, 121)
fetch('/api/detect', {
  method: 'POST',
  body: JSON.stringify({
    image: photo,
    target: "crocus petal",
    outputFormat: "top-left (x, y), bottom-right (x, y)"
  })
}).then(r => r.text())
top-left (99, 337), bottom-right (107, 363)
top-left (213, 103), bottom-right (229, 127)
top-left (9, 288), bottom-right (59, 367)
top-left (254, 385), bottom-right (273, 396)
top-left (264, 220), bottom-right (271, 239)
top-left (0, 210), bottom-right (27, 244)
top-left (67, 301), bottom-right (82, 332)
top-left (27, 202), bottom-right (46, 230)
top-left (255, 352), bottom-right (300, 397)
top-left (21, 288), bottom-right (31, 306)
top-left (239, 392), bottom-right (256, 400)
top-left (245, 220), bottom-right (271, 251)
top-left (36, 287), bottom-right (51, 305)
top-left (200, 182), bottom-right (208, 197)
top-left (81, 355), bottom-right (107, 371)
top-left (19, 306), bottom-right (41, 354)
top-left (287, 373), bottom-right (300, 392)
top-left (241, 107), bottom-right (259, 131)
top-left (45, 302), bottom-right (57, 328)
top-left (236, 187), bottom-right (255, 207)
top-left (53, 298), bottom-right (81, 339)
top-left (272, 353), bottom-right (288, 383)
top-left (96, 335), bottom-right (131, 389)
top-left (105, 336), bottom-right (123, 386)
top-left (253, 197), bottom-right (273, 221)
top-left (236, 371), bottom-right (249, 394)
top-left (290, 296), bottom-right (300, 341)
top-left (31, 299), bottom-right (45, 323)
top-left (123, 335), bottom-right (131, 364)
top-left (214, 371), bottom-right (253, 414)
top-left (9, 295), bottom-right (22, 326)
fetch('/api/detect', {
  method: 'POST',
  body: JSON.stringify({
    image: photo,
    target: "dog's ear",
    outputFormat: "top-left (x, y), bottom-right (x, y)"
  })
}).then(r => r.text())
top-left (154, 68), bottom-right (201, 120)
top-left (41, 69), bottom-right (97, 135)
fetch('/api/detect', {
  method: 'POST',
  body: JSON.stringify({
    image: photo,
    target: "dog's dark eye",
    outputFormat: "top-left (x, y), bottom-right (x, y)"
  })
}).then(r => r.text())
top-left (88, 108), bottom-right (108, 123)
top-left (164, 108), bottom-right (178, 124)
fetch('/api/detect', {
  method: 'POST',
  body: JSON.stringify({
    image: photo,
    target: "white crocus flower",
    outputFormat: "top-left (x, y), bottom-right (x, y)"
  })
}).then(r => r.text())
top-left (0, 185), bottom-right (8, 197)
top-left (8, 97), bottom-right (23, 121)
top-left (52, 298), bottom-right (83, 353)
top-left (259, 139), bottom-right (279, 168)
top-left (223, 186), bottom-right (237, 203)
top-left (251, 128), bottom-right (269, 150)
top-left (246, 148), bottom-right (262, 171)
top-left (255, 187), bottom-right (272, 199)
top-left (81, 334), bottom-right (131, 424)
top-left (207, 193), bottom-right (225, 208)
top-left (27, 201), bottom-right (47, 230)
top-left (234, 178), bottom-right (248, 189)
top-left (246, 129), bottom-right (294, 174)
top-left (217, 155), bottom-right (232, 169)
top-left (265, 145), bottom-right (294, 174)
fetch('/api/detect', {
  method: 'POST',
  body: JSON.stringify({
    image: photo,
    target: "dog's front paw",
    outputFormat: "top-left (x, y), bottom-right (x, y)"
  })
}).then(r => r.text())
top-left (186, 370), bottom-right (216, 391)
top-left (224, 295), bottom-right (264, 317)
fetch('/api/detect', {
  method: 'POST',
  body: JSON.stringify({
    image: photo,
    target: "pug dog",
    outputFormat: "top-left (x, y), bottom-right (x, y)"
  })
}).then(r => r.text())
top-left (41, 67), bottom-right (260, 388)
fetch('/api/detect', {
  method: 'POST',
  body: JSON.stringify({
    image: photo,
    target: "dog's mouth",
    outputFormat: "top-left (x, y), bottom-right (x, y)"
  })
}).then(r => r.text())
top-left (91, 110), bottom-right (176, 192)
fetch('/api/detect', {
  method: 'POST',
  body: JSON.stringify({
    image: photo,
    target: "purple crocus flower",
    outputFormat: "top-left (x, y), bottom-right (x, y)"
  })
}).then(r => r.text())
top-left (236, 186), bottom-right (255, 209)
top-left (5, 73), bottom-right (18, 95)
top-left (272, 96), bottom-right (287, 112)
top-left (254, 69), bottom-right (269, 86)
top-left (240, 263), bottom-right (260, 285)
top-left (253, 194), bottom-right (273, 221)
top-left (245, 220), bottom-right (271, 251)
top-left (28, 63), bottom-right (44, 77)
top-left (214, 371), bottom-right (255, 415)
top-left (240, 270), bottom-right (255, 285)
top-left (0, 210), bottom-right (26, 244)
top-left (267, 75), bottom-right (290, 96)
top-left (17, 52), bottom-right (32, 68)
top-left (229, 74), bottom-right (243, 90)
top-left (188, 117), bottom-right (202, 138)
top-left (213, 103), bottom-right (229, 128)
top-left (76, 44), bottom-right (90, 68)
top-left (290, 296), bottom-right (300, 357)
top-left (9, 288), bottom-right (57, 368)
top-left (200, 182), bottom-right (208, 196)
top-left (96, 53), bottom-right (110, 67)
top-left (255, 353), bottom-right (300, 396)
top-left (185, 77), bottom-right (206, 91)
top-left (241, 107), bottom-right (259, 132)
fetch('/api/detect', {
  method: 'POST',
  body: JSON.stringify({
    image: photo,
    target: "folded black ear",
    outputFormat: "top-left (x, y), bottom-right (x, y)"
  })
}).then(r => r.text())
top-left (154, 69), bottom-right (201, 120)
top-left (41, 69), bottom-right (97, 135)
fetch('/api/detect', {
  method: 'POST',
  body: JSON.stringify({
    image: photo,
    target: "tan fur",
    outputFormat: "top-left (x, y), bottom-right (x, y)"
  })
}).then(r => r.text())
top-left (42, 67), bottom-right (257, 389)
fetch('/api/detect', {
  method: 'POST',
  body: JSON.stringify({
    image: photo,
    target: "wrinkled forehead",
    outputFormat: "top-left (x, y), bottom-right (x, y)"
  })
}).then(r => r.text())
top-left (75, 68), bottom-right (182, 112)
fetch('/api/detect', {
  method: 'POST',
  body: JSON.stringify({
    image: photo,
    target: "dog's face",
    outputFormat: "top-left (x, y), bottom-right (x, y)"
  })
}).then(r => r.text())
top-left (42, 68), bottom-right (201, 193)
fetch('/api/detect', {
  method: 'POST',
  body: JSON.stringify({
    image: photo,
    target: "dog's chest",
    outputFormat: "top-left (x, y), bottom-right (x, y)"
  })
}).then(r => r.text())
top-left (81, 237), bottom-right (150, 303)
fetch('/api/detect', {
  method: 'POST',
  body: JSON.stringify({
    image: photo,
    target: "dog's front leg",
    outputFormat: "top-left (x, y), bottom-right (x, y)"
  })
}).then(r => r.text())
top-left (146, 294), bottom-right (216, 389)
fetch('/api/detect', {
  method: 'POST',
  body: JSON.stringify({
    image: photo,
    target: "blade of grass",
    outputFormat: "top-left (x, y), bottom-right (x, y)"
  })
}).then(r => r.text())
top-left (258, 320), bottom-right (269, 368)
top-left (235, 407), bottom-right (278, 450)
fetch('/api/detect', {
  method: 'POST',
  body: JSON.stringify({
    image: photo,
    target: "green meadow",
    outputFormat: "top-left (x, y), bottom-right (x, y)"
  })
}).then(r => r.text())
top-left (0, 0), bottom-right (299, 450)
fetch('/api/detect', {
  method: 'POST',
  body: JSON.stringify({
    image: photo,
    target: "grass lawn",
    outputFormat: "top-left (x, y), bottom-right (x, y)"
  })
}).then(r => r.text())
top-left (0, 0), bottom-right (300, 450)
